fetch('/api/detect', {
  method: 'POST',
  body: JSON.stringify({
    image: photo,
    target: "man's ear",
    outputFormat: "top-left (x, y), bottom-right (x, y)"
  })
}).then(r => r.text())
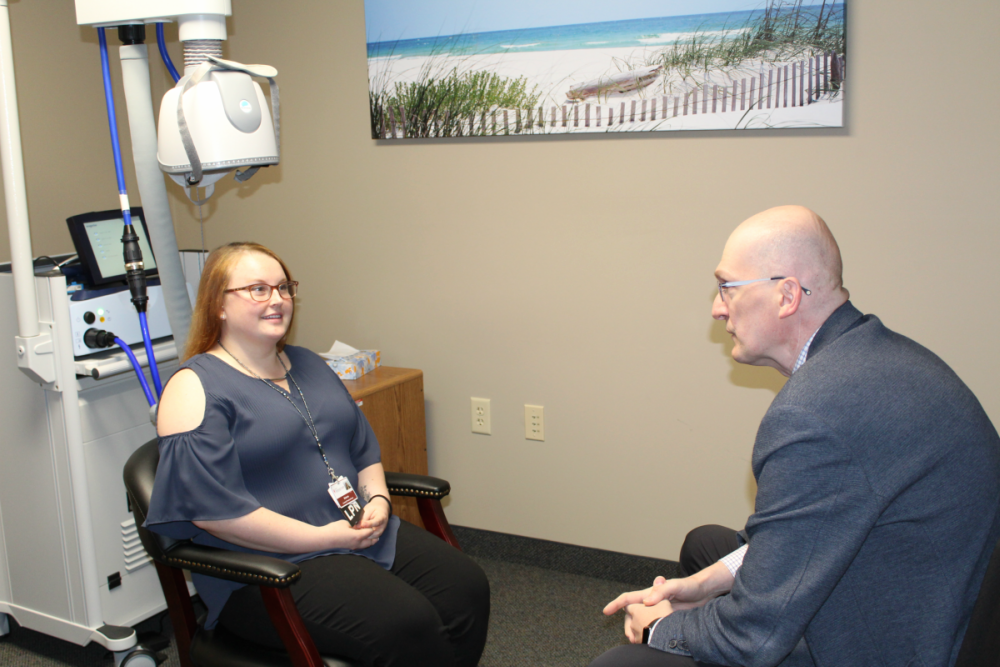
top-left (778, 278), bottom-right (804, 319)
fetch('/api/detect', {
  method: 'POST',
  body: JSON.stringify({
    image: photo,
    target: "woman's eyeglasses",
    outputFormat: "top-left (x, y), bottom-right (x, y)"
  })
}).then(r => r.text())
top-left (225, 281), bottom-right (299, 302)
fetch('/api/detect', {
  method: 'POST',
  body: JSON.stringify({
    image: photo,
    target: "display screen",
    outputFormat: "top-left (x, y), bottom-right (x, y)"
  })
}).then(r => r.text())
top-left (83, 218), bottom-right (157, 279)
top-left (66, 208), bottom-right (158, 287)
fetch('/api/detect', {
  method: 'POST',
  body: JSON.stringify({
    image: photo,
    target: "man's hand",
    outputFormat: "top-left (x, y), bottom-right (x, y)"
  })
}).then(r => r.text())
top-left (647, 574), bottom-right (716, 608)
top-left (605, 559), bottom-right (737, 645)
top-left (606, 560), bottom-right (736, 620)
top-left (604, 580), bottom-right (661, 617)
top-left (624, 600), bottom-right (673, 643)
top-left (605, 575), bottom-right (708, 616)
top-left (605, 575), bottom-right (719, 644)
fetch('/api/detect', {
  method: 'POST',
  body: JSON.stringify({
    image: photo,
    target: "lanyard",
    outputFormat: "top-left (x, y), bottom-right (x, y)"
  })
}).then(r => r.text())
top-left (218, 342), bottom-right (341, 482)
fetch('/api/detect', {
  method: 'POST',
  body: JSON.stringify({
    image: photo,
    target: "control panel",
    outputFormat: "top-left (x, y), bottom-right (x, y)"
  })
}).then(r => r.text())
top-left (67, 283), bottom-right (192, 358)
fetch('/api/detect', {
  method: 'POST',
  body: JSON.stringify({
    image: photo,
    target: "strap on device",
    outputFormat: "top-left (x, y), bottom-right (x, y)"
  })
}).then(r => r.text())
top-left (175, 56), bottom-right (281, 189)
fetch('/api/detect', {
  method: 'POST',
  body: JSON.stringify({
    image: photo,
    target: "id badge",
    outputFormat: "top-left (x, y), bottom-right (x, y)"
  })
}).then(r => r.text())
top-left (328, 477), bottom-right (364, 527)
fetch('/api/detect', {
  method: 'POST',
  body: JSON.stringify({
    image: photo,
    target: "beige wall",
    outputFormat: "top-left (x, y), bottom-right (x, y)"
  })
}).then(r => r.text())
top-left (2, 0), bottom-right (998, 560)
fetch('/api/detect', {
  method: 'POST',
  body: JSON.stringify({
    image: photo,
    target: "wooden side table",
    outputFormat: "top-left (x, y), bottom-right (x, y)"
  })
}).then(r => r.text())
top-left (342, 367), bottom-right (427, 529)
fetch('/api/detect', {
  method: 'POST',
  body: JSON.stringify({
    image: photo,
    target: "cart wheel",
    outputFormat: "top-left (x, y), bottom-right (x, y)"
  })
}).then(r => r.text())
top-left (118, 648), bottom-right (160, 667)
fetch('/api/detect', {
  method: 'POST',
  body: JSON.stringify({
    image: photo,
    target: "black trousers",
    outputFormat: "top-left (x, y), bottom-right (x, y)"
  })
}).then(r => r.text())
top-left (588, 525), bottom-right (740, 667)
top-left (218, 520), bottom-right (490, 667)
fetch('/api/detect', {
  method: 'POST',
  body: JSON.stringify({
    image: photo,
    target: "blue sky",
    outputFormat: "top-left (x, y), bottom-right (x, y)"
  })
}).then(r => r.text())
top-left (365, 0), bottom-right (770, 42)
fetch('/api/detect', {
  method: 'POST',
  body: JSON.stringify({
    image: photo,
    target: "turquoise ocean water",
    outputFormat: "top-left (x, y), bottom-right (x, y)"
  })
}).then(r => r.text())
top-left (367, 4), bottom-right (844, 59)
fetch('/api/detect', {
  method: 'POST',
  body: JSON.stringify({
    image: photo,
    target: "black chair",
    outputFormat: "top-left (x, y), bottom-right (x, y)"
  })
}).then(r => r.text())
top-left (955, 534), bottom-right (1000, 667)
top-left (123, 438), bottom-right (460, 667)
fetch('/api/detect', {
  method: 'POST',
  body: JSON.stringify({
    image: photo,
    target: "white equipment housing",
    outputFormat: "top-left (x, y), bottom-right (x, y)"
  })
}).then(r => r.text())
top-left (158, 69), bottom-right (279, 190)
top-left (0, 251), bottom-right (205, 653)
top-left (74, 0), bottom-right (231, 27)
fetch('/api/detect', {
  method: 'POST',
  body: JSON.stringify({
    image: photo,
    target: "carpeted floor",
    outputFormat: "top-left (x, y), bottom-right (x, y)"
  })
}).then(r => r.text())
top-left (0, 527), bottom-right (680, 667)
top-left (476, 555), bottom-right (638, 666)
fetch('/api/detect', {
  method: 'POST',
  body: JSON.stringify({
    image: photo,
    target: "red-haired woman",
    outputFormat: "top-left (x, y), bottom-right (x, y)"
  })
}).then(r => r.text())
top-left (146, 242), bottom-right (489, 667)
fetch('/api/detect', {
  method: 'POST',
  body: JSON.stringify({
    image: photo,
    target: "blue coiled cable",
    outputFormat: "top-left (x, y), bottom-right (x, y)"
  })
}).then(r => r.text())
top-left (138, 312), bottom-right (163, 397)
top-left (98, 27), bottom-right (163, 399)
top-left (97, 28), bottom-right (132, 228)
top-left (114, 338), bottom-right (156, 407)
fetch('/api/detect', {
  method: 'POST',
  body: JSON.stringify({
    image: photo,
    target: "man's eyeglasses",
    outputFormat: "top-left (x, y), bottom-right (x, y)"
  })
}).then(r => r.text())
top-left (717, 277), bottom-right (811, 303)
top-left (225, 281), bottom-right (299, 302)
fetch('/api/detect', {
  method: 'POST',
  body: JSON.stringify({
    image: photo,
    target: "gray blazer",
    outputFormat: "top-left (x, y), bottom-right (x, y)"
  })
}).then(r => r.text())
top-left (651, 301), bottom-right (1000, 667)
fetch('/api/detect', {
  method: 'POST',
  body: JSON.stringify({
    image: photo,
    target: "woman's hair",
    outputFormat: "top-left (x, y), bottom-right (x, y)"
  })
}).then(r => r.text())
top-left (184, 242), bottom-right (295, 361)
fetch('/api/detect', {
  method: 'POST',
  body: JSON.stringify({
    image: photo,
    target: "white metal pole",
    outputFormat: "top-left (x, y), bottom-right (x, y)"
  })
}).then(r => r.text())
top-left (0, 0), bottom-right (38, 339)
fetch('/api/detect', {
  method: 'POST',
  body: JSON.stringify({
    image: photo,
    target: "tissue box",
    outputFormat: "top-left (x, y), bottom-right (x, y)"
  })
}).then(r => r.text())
top-left (326, 350), bottom-right (381, 380)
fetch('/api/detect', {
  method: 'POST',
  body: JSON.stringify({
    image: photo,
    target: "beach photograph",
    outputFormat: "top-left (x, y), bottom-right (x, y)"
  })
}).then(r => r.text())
top-left (364, 0), bottom-right (846, 139)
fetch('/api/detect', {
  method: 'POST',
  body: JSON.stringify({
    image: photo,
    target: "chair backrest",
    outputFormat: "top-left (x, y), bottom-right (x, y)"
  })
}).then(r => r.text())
top-left (123, 438), bottom-right (183, 563)
top-left (955, 534), bottom-right (1000, 667)
top-left (122, 438), bottom-right (346, 667)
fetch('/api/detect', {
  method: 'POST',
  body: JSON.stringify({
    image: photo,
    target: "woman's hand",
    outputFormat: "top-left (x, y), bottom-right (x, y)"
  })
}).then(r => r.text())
top-left (355, 463), bottom-right (391, 541)
top-left (325, 519), bottom-right (380, 551)
top-left (356, 497), bottom-right (390, 537)
top-left (196, 507), bottom-right (383, 553)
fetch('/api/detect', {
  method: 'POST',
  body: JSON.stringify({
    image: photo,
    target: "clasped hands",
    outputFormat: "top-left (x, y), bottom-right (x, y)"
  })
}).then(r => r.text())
top-left (603, 574), bottom-right (715, 644)
top-left (332, 496), bottom-right (391, 551)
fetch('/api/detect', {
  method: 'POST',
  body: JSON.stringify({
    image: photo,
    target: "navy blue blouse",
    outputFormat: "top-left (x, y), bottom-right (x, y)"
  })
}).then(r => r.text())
top-left (145, 346), bottom-right (400, 628)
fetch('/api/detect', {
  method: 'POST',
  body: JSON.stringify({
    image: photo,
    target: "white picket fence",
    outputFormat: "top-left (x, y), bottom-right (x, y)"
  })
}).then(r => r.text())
top-left (376, 52), bottom-right (844, 138)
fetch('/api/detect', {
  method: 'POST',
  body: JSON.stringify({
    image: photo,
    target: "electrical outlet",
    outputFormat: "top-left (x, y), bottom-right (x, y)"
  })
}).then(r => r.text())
top-left (471, 397), bottom-right (491, 435)
top-left (525, 404), bottom-right (544, 441)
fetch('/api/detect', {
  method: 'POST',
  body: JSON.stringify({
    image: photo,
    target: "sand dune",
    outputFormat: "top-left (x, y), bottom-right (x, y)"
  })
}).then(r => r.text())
top-left (370, 45), bottom-right (843, 133)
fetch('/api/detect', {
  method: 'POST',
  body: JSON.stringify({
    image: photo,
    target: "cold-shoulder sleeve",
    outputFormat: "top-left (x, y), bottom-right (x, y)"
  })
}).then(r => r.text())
top-left (145, 381), bottom-right (261, 540)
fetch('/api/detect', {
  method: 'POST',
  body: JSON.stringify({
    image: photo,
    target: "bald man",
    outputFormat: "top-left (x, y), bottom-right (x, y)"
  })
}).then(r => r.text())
top-left (592, 207), bottom-right (1000, 667)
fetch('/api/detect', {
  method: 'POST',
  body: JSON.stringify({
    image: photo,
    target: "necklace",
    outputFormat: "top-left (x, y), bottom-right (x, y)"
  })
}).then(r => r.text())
top-left (216, 344), bottom-right (286, 381)
top-left (217, 340), bottom-right (340, 482)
